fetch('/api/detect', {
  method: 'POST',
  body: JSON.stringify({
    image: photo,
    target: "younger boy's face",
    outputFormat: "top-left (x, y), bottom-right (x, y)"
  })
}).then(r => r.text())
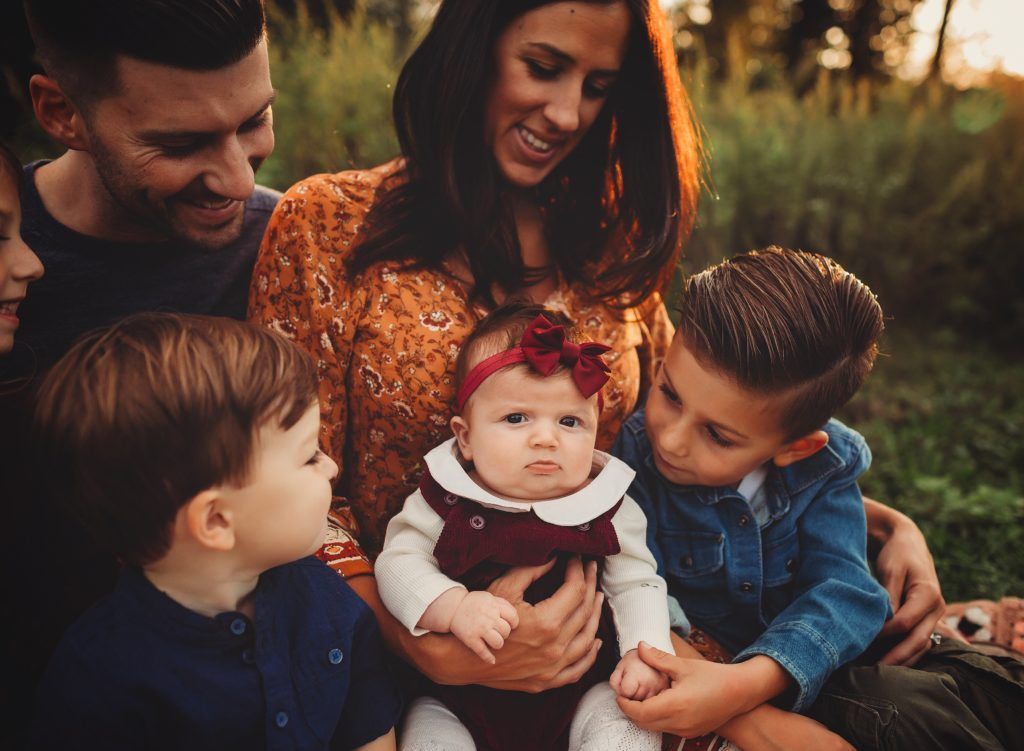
top-left (226, 404), bottom-right (337, 569)
top-left (645, 336), bottom-right (799, 488)
top-left (452, 367), bottom-right (599, 501)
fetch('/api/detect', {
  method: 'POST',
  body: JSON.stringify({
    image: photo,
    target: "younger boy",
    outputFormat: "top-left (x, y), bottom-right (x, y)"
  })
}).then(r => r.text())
top-left (31, 313), bottom-right (402, 750)
top-left (613, 247), bottom-right (892, 729)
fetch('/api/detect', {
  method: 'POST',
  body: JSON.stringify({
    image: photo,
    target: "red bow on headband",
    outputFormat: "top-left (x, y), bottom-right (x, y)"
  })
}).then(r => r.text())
top-left (520, 316), bottom-right (611, 398)
top-left (455, 314), bottom-right (612, 412)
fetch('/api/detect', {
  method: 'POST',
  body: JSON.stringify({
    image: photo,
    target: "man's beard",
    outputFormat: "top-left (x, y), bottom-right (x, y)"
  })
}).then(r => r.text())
top-left (89, 138), bottom-right (248, 250)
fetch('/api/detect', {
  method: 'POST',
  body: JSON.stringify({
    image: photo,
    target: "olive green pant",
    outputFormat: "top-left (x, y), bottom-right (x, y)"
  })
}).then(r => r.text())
top-left (809, 639), bottom-right (1024, 750)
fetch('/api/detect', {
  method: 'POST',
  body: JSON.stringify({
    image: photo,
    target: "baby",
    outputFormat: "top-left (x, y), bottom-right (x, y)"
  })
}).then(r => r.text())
top-left (376, 302), bottom-right (673, 751)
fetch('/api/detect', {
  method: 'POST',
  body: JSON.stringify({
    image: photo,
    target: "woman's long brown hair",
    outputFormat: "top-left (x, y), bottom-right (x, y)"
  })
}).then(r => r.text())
top-left (348, 0), bottom-right (702, 309)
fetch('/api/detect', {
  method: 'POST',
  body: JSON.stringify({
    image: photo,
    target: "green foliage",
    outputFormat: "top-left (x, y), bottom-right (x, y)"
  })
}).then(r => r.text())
top-left (840, 333), bottom-right (1024, 601)
top-left (262, 7), bottom-right (402, 189)
top-left (685, 63), bottom-right (1024, 350)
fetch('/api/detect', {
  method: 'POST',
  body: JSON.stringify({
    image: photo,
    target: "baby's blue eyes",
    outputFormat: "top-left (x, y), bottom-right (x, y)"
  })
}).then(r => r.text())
top-left (502, 414), bottom-right (582, 428)
top-left (504, 413), bottom-right (525, 424)
top-left (559, 416), bottom-right (580, 428)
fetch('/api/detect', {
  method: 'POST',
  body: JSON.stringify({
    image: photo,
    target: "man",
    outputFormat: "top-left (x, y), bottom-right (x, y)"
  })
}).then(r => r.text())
top-left (15, 0), bottom-right (279, 374)
top-left (3, 1), bottom-right (279, 743)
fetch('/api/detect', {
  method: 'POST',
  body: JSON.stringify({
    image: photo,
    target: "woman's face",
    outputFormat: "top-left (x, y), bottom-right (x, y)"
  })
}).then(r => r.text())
top-left (483, 1), bottom-right (630, 190)
top-left (0, 168), bottom-right (44, 354)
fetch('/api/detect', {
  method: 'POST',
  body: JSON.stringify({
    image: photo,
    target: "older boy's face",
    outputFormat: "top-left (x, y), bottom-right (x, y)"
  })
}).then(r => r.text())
top-left (225, 405), bottom-right (338, 569)
top-left (644, 337), bottom-right (796, 488)
top-left (79, 38), bottom-right (275, 248)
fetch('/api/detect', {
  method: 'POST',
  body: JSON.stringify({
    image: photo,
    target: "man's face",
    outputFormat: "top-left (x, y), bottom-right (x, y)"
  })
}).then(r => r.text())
top-left (81, 39), bottom-right (275, 249)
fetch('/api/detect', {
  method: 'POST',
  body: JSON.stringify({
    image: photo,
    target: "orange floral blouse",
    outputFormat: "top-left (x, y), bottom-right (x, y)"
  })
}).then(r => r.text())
top-left (248, 160), bottom-right (675, 576)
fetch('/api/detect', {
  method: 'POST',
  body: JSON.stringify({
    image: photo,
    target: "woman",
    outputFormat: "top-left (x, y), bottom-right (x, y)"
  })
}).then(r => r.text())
top-left (249, 0), bottom-right (942, 745)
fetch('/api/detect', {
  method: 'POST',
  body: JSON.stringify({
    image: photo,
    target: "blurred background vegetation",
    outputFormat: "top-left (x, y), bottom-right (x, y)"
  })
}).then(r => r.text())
top-left (1, 0), bottom-right (1021, 601)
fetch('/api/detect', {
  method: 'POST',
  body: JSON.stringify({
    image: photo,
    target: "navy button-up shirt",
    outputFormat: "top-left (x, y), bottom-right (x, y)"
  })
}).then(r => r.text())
top-left (33, 558), bottom-right (401, 750)
top-left (613, 412), bottom-right (891, 711)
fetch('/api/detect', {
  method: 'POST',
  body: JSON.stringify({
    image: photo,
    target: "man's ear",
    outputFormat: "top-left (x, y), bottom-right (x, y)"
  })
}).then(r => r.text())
top-left (772, 430), bottom-right (829, 468)
top-left (180, 489), bottom-right (235, 552)
top-left (29, 74), bottom-right (90, 150)
top-left (450, 415), bottom-right (472, 462)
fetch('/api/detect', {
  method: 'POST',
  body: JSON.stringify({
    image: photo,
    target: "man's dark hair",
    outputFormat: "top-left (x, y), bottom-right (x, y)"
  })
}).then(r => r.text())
top-left (350, 0), bottom-right (702, 311)
top-left (678, 247), bottom-right (885, 440)
top-left (24, 0), bottom-right (266, 103)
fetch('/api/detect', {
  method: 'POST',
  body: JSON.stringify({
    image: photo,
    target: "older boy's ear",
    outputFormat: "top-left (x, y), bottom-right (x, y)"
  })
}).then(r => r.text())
top-left (29, 74), bottom-right (89, 151)
top-left (181, 489), bottom-right (236, 552)
top-left (772, 430), bottom-right (829, 468)
top-left (450, 415), bottom-right (473, 461)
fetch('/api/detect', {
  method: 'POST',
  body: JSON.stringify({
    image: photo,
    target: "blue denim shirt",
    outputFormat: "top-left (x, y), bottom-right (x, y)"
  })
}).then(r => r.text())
top-left (33, 558), bottom-right (402, 750)
top-left (612, 411), bottom-right (891, 712)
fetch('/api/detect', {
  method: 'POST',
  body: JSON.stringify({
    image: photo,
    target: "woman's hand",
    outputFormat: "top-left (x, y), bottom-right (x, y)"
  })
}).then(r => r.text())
top-left (718, 705), bottom-right (854, 751)
top-left (864, 497), bottom-right (945, 666)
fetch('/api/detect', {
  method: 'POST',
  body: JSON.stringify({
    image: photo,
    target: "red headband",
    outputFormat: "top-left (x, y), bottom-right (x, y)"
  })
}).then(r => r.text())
top-left (456, 314), bottom-right (612, 413)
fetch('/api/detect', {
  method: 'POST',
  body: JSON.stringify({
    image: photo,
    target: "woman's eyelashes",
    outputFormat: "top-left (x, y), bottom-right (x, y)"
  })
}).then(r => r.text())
top-left (523, 58), bottom-right (613, 100)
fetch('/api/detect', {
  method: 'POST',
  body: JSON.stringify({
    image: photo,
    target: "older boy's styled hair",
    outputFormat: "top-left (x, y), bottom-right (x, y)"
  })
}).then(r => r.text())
top-left (678, 246), bottom-right (884, 440)
top-left (454, 301), bottom-right (580, 394)
top-left (33, 313), bottom-right (318, 566)
top-left (23, 0), bottom-right (266, 105)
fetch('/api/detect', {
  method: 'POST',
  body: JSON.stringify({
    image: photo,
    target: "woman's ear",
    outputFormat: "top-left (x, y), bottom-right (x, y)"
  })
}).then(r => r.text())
top-left (772, 430), bottom-right (829, 468)
top-left (450, 415), bottom-right (473, 461)
top-left (180, 489), bottom-right (236, 552)
top-left (29, 74), bottom-right (90, 151)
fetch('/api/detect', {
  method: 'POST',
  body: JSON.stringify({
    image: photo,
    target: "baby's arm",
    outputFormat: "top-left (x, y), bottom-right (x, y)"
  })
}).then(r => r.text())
top-left (418, 587), bottom-right (519, 664)
top-left (375, 491), bottom-right (518, 662)
top-left (602, 495), bottom-right (675, 699)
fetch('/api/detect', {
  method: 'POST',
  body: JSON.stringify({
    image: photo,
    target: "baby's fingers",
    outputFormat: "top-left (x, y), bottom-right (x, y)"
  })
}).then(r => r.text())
top-left (483, 628), bottom-right (506, 651)
top-left (469, 637), bottom-right (497, 664)
top-left (496, 597), bottom-right (519, 630)
top-left (610, 665), bottom-right (623, 694)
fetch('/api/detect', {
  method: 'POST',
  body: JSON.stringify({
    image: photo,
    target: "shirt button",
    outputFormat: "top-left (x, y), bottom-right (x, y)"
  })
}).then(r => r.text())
top-left (275, 711), bottom-right (289, 728)
top-left (682, 555), bottom-right (694, 568)
top-left (577, 522), bottom-right (591, 532)
top-left (738, 514), bottom-right (751, 527)
top-left (469, 514), bottom-right (486, 530)
top-left (230, 618), bottom-right (247, 636)
top-left (241, 648), bottom-right (255, 664)
top-left (741, 581), bottom-right (754, 593)
top-left (444, 493), bottom-right (459, 506)
top-left (786, 558), bottom-right (797, 573)
top-left (328, 648), bottom-right (344, 665)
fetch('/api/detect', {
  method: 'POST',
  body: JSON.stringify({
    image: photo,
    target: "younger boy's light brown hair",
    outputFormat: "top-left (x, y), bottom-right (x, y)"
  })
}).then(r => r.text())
top-left (677, 246), bottom-right (884, 440)
top-left (33, 313), bottom-right (319, 566)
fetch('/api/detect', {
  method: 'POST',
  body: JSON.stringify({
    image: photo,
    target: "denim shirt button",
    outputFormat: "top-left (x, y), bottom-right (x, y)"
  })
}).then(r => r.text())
top-left (328, 648), bottom-right (344, 665)
top-left (241, 648), bottom-right (255, 664)
top-left (229, 618), bottom-right (247, 636)
top-left (786, 558), bottom-right (797, 573)
top-left (738, 514), bottom-right (751, 527)
top-left (682, 555), bottom-right (694, 568)
top-left (275, 711), bottom-right (289, 728)
top-left (740, 581), bottom-right (754, 593)
top-left (469, 515), bottom-right (486, 530)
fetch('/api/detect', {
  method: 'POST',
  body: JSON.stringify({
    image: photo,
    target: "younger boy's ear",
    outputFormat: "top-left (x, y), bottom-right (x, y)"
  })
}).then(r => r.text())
top-left (181, 489), bottom-right (236, 552)
top-left (772, 430), bottom-right (829, 468)
top-left (450, 415), bottom-right (473, 462)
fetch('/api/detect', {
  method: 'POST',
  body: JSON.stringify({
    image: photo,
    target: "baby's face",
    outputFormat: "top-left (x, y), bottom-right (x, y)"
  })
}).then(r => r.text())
top-left (644, 336), bottom-right (796, 488)
top-left (452, 367), bottom-right (599, 501)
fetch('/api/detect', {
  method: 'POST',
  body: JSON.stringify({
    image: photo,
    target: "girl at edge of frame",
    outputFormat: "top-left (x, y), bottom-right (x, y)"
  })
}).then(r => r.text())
top-left (247, 1), bottom-right (945, 747)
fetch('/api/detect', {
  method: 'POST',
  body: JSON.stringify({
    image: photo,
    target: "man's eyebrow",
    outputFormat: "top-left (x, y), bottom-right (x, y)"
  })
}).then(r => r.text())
top-left (524, 42), bottom-right (620, 76)
top-left (138, 91), bottom-right (277, 141)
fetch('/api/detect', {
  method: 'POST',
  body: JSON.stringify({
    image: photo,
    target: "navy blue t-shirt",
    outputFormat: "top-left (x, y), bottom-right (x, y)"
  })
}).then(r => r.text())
top-left (32, 558), bottom-right (402, 750)
top-left (15, 160), bottom-right (280, 375)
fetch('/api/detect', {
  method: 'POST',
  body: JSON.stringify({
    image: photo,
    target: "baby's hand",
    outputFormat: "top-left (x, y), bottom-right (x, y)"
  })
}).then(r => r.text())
top-left (450, 591), bottom-right (520, 663)
top-left (610, 648), bottom-right (669, 700)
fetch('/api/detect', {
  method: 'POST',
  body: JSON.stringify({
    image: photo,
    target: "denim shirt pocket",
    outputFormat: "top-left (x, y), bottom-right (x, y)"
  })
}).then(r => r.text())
top-left (661, 530), bottom-right (732, 620)
top-left (762, 528), bottom-right (800, 620)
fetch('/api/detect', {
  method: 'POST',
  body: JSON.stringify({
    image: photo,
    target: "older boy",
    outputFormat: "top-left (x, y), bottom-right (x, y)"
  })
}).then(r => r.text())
top-left (31, 314), bottom-right (401, 750)
top-left (614, 247), bottom-right (1024, 750)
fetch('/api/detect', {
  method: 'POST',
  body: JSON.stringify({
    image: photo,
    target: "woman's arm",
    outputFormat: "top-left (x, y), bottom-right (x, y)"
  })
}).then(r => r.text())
top-left (863, 496), bottom-right (945, 666)
top-left (348, 557), bottom-right (604, 691)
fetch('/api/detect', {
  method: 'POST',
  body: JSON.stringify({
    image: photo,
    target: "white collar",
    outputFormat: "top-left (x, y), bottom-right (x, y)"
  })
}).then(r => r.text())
top-left (737, 464), bottom-right (769, 499)
top-left (423, 437), bottom-right (636, 527)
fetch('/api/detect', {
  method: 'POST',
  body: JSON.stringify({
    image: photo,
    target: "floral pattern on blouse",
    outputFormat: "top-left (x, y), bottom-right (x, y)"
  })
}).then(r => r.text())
top-left (248, 160), bottom-right (675, 567)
